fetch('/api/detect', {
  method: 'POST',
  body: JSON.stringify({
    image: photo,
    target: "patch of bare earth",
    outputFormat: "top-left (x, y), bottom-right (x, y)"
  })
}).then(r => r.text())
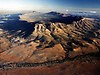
top-left (0, 59), bottom-right (99, 75)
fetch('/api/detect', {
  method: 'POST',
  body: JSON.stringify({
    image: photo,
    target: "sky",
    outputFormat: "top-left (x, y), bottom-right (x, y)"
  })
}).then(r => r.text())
top-left (0, 0), bottom-right (100, 12)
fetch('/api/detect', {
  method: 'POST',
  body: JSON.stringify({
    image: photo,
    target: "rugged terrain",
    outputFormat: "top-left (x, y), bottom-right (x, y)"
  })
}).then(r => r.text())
top-left (0, 12), bottom-right (100, 75)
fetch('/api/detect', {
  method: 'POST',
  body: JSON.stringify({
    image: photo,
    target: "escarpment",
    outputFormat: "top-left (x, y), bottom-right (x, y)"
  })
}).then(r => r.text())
top-left (0, 14), bottom-right (100, 65)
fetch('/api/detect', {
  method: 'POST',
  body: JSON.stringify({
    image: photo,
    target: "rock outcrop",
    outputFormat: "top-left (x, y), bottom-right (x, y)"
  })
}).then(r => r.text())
top-left (0, 14), bottom-right (100, 64)
top-left (31, 18), bottom-right (100, 59)
top-left (0, 43), bottom-right (65, 63)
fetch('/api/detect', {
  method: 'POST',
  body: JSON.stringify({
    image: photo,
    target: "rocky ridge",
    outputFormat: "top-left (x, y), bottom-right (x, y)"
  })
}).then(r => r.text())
top-left (0, 14), bottom-right (99, 66)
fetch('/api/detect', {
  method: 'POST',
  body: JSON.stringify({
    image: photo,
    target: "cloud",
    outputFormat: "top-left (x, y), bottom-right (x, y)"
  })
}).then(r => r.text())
top-left (90, 11), bottom-right (96, 13)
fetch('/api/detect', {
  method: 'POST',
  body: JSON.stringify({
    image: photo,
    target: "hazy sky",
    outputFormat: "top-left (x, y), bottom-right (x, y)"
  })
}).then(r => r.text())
top-left (0, 0), bottom-right (100, 12)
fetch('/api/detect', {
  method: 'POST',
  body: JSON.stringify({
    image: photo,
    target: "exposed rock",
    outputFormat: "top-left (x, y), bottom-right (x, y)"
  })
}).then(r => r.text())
top-left (69, 42), bottom-right (99, 58)
top-left (0, 38), bottom-right (11, 52)
top-left (0, 43), bottom-right (66, 63)
top-left (73, 47), bottom-right (81, 52)
top-left (0, 42), bottom-right (39, 63)
top-left (0, 14), bottom-right (100, 64)
top-left (27, 44), bottom-right (66, 63)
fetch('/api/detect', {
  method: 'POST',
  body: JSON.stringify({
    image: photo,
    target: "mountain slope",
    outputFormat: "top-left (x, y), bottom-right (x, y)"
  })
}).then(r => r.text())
top-left (0, 13), bottom-right (99, 65)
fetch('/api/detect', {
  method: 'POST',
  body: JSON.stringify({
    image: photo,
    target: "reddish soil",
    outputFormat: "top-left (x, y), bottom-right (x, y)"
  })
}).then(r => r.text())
top-left (0, 59), bottom-right (99, 75)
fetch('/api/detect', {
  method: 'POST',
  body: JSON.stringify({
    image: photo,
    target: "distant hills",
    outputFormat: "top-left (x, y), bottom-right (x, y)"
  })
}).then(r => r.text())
top-left (20, 11), bottom-right (82, 23)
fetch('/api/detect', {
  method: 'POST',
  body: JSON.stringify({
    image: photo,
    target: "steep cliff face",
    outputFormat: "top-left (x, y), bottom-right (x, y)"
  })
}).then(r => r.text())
top-left (32, 18), bottom-right (99, 45)
top-left (0, 15), bottom-right (100, 64)
top-left (30, 18), bottom-right (99, 58)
